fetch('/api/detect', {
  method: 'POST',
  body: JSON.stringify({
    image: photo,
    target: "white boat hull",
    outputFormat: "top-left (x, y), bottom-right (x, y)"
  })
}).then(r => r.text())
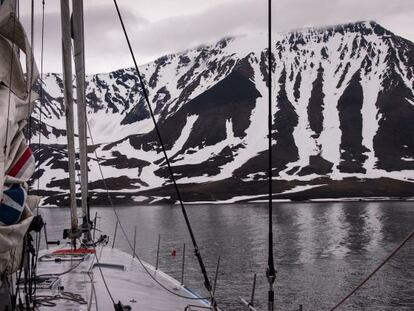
top-left (34, 245), bottom-right (210, 311)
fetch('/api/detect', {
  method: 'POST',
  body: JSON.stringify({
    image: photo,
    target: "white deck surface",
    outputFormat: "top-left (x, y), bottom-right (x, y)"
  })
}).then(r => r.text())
top-left (35, 246), bottom-right (210, 310)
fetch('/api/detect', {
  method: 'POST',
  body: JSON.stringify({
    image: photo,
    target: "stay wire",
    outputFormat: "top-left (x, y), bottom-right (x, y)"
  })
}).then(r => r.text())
top-left (112, 0), bottom-right (213, 296)
top-left (32, 1), bottom-right (46, 305)
top-left (85, 119), bottom-right (211, 302)
top-left (329, 228), bottom-right (414, 311)
top-left (36, 0), bottom-right (45, 196)
top-left (28, 0), bottom-right (34, 146)
top-left (4, 0), bottom-right (18, 156)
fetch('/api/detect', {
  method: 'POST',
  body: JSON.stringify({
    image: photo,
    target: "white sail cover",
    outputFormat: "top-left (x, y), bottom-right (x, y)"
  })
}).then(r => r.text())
top-left (0, 0), bottom-right (39, 277)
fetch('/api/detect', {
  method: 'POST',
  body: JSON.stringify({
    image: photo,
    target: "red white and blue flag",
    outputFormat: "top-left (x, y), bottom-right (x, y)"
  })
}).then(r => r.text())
top-left (0, 184), bottom-right (27, 225)
top-left (6, 146), bottom-right (35, 181)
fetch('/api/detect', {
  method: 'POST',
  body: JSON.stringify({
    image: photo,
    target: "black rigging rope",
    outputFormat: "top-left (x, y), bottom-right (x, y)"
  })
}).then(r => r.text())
top-left (32, 1), bottom-right (46, 305)
top-left (36, 0), bottom-right (45, 197)
top-left (36, 254), bottom-right (84, 277)
top-left (266, 0), bottom-right (276, 310)
top-left (34, 292), bottom-right (87, 307)
top-left (112, 0), bottom-right (213, 298)
top-left (28, 0), bottom-right (34, 146)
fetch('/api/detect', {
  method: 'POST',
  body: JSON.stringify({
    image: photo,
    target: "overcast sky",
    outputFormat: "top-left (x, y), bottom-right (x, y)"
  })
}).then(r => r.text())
top-left (18, 0), bottom-right (414, 74)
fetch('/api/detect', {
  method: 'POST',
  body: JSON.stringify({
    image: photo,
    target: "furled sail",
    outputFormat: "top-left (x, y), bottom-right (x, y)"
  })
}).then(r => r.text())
top-left (0, 0), bottom-right (39, 278)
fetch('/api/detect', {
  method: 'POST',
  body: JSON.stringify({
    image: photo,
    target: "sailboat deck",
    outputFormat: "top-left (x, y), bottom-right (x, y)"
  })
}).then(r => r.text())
top-left (35, 246), bottom-right (210, 311)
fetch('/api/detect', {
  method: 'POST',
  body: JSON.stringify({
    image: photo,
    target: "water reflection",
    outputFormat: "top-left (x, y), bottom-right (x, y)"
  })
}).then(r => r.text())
top-left (39, 201), bottom-right (414, 311)
top-left (341, 203), bottom-right (372, 255)
top-left (274, 203), bottom-right (302, 264)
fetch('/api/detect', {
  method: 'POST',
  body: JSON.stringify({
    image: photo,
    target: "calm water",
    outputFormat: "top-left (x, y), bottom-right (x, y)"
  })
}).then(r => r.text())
top-left (39, 202), bottom-right (414, 310)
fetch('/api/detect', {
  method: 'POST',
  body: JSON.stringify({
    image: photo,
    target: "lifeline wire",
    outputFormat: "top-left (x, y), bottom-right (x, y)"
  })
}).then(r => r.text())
top-left (112, 0), bottom-right (213, 297)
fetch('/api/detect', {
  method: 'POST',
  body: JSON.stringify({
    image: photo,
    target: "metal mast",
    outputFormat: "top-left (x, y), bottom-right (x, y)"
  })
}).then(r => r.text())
top-left (266, 0), bottom-right (276, 310)
top-left (60, 0), bottom-right (78, 245)
top-left (71, 0), bottom-right (90, 232)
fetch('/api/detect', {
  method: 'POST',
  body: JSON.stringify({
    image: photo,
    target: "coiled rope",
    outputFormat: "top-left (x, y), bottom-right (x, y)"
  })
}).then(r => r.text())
top-left (35, 292), bottom-right (87, 307)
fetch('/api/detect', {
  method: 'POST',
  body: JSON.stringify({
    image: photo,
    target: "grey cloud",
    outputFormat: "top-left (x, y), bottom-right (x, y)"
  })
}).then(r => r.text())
top-left (18, 0), bottom-right (414, 73)
top-left (83, 5), bottom-right (150, 72)
top-left (19, 3), bottom-right (150, 73)
top-left (115, 0), bottom-right (414, 70)
top-left (273, 0), bottom-right (414, 32)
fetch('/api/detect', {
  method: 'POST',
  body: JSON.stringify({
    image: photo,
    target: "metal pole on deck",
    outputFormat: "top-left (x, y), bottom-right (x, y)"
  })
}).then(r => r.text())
top-left (250, 273), bottom-right (257, 307)
top-left (60, 0), bottom-right (78, 246)
top-left (181, 243), bottom-right (186, 285)
top-left (112, 220), bottom-right (118, 248)
top-left (93, 212), bottom-right (98, 241)
top-left (155, 234), bottom-right (161, 270)
top-left (43, 222), bottom-right (49, 250)
top-left (133, 226), bottom-right (137, 258)
top-left (72, 0), bottom-right (90, 239)
top-left (212, 256), bottom-right (220, 297)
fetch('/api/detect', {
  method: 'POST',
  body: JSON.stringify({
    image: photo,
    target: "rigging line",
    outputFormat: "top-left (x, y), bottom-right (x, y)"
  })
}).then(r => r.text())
top-left (112, 0), bottom-right (213, 296)
top-left (79, 239), bottom-right (116, 307)
top-left (32, 0), bottom-right (46, 304)
top-left (329, 228), bottom-right (414, 311)
top-left (74, 238), bottom-right (115, 306)
top-left (36, 255), bottom-right (84, 278)
top-left (92, 247), bottom-right (116, 305)
top-left (13, 259), bottom-right (24, 306)
top-left (34, 239), bottom-right (116, 306)
top-left (4, 0), bottom-right (18, 156)
top-left (86, 270), bottom-right (99, 311)
top-left (34, 292), bottom-right (87, 307)
top-left (266, 1), bottom-right (276, 310)
top-left (36, 0), bottom-right (45, 196)
top-left (28, 0), bottom-right (34, 146)
top-left (85, 119), bottom-right (211, 301)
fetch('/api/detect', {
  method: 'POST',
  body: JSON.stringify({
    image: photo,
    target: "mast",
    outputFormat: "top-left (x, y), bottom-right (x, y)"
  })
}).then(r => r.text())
top-left (60, 0), bottom-right (78, 244)
top-left (266, 0), bottom-right (276, 310)
top-left (71, 0), bottom-right (90, 232)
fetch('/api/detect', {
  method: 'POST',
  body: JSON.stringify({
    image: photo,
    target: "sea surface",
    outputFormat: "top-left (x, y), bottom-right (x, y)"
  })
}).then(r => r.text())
top-left (39, 201), bottom-right (414, 311)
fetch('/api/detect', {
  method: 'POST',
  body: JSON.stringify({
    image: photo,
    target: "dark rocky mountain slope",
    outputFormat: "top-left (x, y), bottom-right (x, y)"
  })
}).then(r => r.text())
top-left (29, 21), bottom-right (414, 205)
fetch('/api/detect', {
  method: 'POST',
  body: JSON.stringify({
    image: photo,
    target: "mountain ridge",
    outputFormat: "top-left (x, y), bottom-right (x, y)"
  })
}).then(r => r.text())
top-left (29, 21), bottom-right (414, 206)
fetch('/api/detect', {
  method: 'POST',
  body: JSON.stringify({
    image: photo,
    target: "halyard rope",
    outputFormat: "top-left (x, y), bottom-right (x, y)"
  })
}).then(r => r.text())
top-left (112, 0), bottom-right (214, 299)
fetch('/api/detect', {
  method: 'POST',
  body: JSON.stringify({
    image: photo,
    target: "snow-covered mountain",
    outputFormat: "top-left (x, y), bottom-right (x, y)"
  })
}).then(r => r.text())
top-left (29, 21), bottom-right (414, 206)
